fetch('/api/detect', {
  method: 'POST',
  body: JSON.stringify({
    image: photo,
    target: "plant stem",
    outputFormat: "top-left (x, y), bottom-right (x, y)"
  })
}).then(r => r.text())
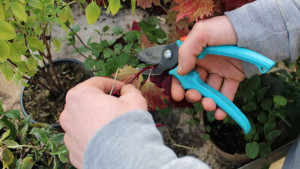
top-left (67, 25), bottom-right (92, 50)
top-left (110, 68), bottom-right (119, 95)
top-left (42, 28), bottom-right (63, 91)
top-left (72, 44), bottom-right (88, 59)
top-left (128, 65), bottom-right (155, 84)
top-left (22, 76), bottom-right (59, 93)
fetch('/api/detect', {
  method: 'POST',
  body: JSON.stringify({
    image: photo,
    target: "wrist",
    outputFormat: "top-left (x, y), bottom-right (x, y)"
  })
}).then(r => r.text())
top-left (197, 15), bottom-right (238, 46)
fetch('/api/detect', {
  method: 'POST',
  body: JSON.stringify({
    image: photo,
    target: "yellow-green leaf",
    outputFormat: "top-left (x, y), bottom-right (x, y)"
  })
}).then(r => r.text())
top-left (17, 62), bottom-right (27, 74)
top-left (10, 2), bottom-right (27, 22)
top-left (0, 130), bottom-right (10, 142)
top-left (0, 21), bottom-right (16, 40)
top-left (26, 0), bottom-right (43, 10)
top-left (34, 20), bottom-right (43, 36)
top-left (131, 0), bottom-right (136, 15)
top-left (25, 14), bottom-right (36, 28)
top-left (26, 56), bottom-right (37, 70)
top-left (0, 4), bottom-right (5, 21)
top-left (2, 147), bottom-right (14, 168)
top-left (58, 7), bottom-right (68, 23)
top-left (3, 139), bottom-right (20, 149)
top-left (51, 38), bottom-right (61, 52)
top-left (27, 35), bottom-right (44, 52)
top-left (0, 40), bottom-right (10, 62)
top-left (109, 0), bottom-right (120, 15)
top-left (85, 1), bottom-right (101, 24)
top-left (9, 43), bottom-right (22, 62)
top-left (17, 157), bottom-right (34, 169)
top-left (0, 61), bottom-right (14, 81)
top-left (67, 6), bottom-right (74, 25)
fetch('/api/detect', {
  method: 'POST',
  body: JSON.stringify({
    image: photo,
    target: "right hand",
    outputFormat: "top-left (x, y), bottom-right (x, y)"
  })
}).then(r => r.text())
top-left (171, 16), bottom-right (246, 120)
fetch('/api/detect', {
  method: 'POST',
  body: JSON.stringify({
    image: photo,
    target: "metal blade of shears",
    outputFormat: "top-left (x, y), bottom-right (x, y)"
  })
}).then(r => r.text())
top-left (136, 43), bottom-right (180, 75)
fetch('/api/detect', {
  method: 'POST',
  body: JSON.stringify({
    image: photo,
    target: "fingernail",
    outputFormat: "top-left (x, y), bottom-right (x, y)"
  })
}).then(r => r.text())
top-left (177, 64), bottom-right (183, 73)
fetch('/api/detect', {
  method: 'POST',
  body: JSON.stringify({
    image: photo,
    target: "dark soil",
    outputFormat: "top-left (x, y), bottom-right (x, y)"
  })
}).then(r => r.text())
top-left (204, 113), bottom-right (247, 155)
top-left (23, 62), bottom-right (91, 124)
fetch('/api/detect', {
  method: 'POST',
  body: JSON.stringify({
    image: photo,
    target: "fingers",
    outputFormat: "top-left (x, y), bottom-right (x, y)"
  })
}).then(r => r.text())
top-left (215, 79), bottom-right (240, 120)
top-left (171, 77), bottom-right (185, 101)
top-left (78, 77), bottom-right (124, 93)
top-left (120, 84), bottom-right (141, 96)
top-left (64, 134), bottom-right (83, 169)
top-left (177, 23), bottom-right (209, 76)
top-left (119, 84), bottom-right (147, 111)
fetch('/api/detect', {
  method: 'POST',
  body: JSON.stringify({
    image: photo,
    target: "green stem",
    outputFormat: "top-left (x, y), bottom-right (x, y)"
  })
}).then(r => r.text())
top-left (110, 68), bottom-right (119, 95)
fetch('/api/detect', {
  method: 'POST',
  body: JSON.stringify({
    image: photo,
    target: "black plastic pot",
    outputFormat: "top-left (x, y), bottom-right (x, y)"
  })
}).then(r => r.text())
top-left (20, 58), bottom-right (93, 127)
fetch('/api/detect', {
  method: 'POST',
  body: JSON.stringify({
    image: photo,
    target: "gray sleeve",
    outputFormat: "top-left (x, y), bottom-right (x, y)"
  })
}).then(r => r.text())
top-left (225, 0), bottom-right (300, 78)
top-left (83, 110), bottom-right (210, 169)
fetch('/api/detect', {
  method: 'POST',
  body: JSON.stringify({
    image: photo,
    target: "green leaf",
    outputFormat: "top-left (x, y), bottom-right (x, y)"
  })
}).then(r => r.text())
top-left (242, 90), bottom-right (255, 102)
top-left (0, 4), bottom-right (5, 21)
top-left (57, 7), bottom-right (68, 23)
top-left (109, 0), bottom-right (120, 15)
top-left (0, 40), bottom-right (10, 62)
top-left (29, 128), bottom-right (48, 145)
top-left (58, 145), bottom-right (68, 163)
top-left (51, 38), bottom-right (61, 52)
top-left (26, 56), bottom-right (38, 71)
top-left (3, 139), bottom-right (20, 149)
top-left (3, 110), bottom-right (21, 120)
top-left (0, 61), bottom-right (14, 81)
top-left (259, 142), bottom-right (271, 157)
top-left (261, 98), bottom-right (272, 111)
top-left (242, 101), bottom-right (257, 112)
top-left (267, 130), bottom-right (281, 142)
top-left (0, 21), bottom-right (16, 40)
top-left (10, 2), bottom-right (27, 22)
top-left (20, 124), bottom-right (28, 143)
top-left (21, 115), bottom-right (32, 128)
top-left (273, 95), bottom-right (287, 106)
top-left (114, 43), bottom-right (123, 53)
top-left (26, 0), bottom-right (43, 10)
top-left (0, 116), bottom-right (16, 139)
top-left (112, 25), bottom-right (123, 35)
top-left (264, 121), bottom-right (276, 135)
top-left (102, 25), bottom-right (109, 32)
top-left (202, 133), bottom-right (210, 140)
top-left (0, 130), bottom-right (10, 141)
top-left (206, 111), bottom-right (215, 123)
top-left (27, 35), bottom-right (44, 51)
top-left (84, 59), bottom-right (95, 70)
top-left (257, 113), bottom-right (267, 124)
top-left (34, 21), bottom-right (43, 36)
top-left (17, 157), bottom-right (34, 169)
top-left (256, 87), bottom-right (269, 102)
top-left (204, 125), bottom-right (211, 132)
top-left (25, 15), bottom-right (36, 28)
top-left (245, 142), bottom-right (259, 159)
top-left (103, 48), bottom-right (114, 59)
top-left (85, 1), bottom-right (101, 24)
top-left (131, 0), bottom-right (136, 15)
top-left (17, 62), bottom-right (27, 74)
top-left (194, 102), bottom-right (204, 113)
top-left (2, 147), bottom-right (14, 168)
top-left (276, 112), bottom-right (292, 127)
top-left (9, 42), bottom-right (23, 62)
top-left (124, 31), bottom-right (140, 43)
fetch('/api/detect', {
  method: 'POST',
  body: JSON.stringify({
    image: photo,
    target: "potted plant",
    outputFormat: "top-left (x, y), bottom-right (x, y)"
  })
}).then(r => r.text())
top-left (0, 99), bottom-right (70, 168)
top-left (0, 0), bottom-right (93, 126)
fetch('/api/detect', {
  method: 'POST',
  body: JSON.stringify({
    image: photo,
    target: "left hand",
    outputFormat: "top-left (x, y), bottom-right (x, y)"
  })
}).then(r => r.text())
top-left (59, 77), bottom-right (147, 169)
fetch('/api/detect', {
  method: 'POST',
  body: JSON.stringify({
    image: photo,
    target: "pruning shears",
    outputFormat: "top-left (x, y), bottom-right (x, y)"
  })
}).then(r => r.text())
top-left (136, 36), bottom-right (275, 134)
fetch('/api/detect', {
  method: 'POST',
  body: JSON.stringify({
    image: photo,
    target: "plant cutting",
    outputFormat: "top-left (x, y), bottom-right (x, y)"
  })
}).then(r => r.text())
top-left (0, 0), bottom-right (93, 125)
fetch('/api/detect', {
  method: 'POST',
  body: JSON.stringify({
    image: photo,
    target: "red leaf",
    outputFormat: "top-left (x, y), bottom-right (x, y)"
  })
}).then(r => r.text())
top-left (137, 0), bottom-right (153, 9)
top-left (150, 72), bottom-right (193, 108)
top-left (131, 21), bottom-right (141, 31)
top-left (223, 0), bottom-right (255, 11)
top-left (115, 65), bottom-right (143, 88)
top-left (173, 0), bottom-right (214, 22)
top-left (140, 34), bottom-right (156, 50)
top-left (141, 79), bottom-right (168, 111)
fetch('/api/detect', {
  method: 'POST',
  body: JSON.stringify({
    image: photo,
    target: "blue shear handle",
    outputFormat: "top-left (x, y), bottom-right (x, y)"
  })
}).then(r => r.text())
top-left (176, 40), bottom-right (275, 74)
top-left (169, 68), bottom-right (251, 134)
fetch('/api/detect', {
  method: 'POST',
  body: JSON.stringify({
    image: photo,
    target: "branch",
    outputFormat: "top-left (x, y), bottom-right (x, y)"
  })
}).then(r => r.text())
top-left (67, 25), bottom-right (92, 50)
top-left (72, 44), bottom-right (88, 59)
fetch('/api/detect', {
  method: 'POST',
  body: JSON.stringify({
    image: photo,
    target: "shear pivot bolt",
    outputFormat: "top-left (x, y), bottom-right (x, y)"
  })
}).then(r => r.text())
top-left (164, 50), bottom-right (172, 59)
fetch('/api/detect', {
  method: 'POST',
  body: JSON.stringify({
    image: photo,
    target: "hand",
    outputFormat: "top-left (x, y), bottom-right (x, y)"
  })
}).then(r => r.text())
top-left (59, 77), bottom-right (147, 169)
top-left (171, 16), bottom-right (246, 120)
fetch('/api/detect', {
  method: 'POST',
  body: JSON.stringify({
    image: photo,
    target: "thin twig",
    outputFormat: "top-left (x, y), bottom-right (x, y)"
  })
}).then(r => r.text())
top-left (110, 68), bottom-right (119, 95)
top-left (72, 44), bottom-right (88, 59)
top-left (166, 128), bottom-right (195, 151)
top-left (67, 25), bottom-right (92, 50)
